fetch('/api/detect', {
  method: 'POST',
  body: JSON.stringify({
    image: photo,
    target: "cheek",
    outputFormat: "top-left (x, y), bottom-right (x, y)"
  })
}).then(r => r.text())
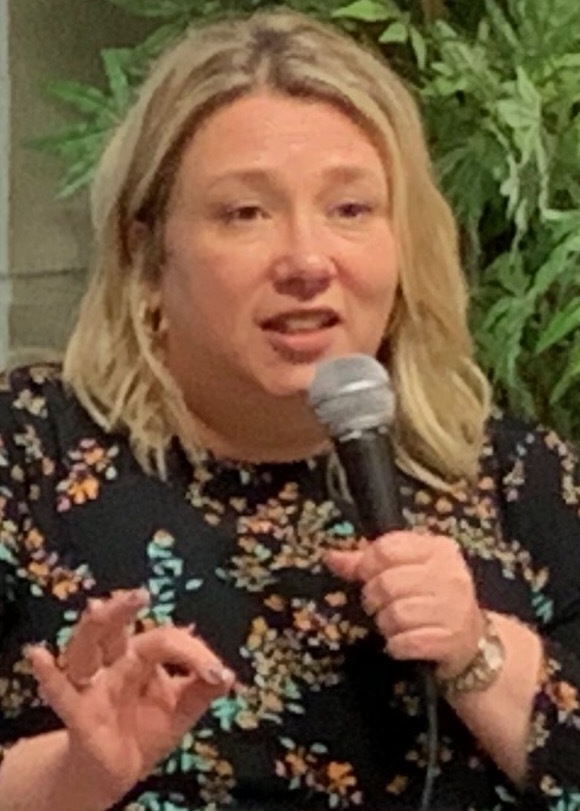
top-left (160, 252), bottom-right (256, 345)
top-left (353, 229), bottom-right (399, 301)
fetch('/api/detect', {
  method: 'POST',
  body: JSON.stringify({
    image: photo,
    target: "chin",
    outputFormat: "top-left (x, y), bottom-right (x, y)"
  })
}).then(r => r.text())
top-left (257, 360), bottom-right (319, 399)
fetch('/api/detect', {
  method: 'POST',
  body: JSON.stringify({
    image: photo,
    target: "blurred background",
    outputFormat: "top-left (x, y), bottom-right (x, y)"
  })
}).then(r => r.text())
top-left (0, 0), bottom-right (151, 369)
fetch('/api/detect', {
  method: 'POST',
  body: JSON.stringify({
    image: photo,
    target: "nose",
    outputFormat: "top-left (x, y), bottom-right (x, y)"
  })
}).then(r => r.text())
top-left (272, 254), bottom-right (334, 300)
top-left (271, 251), bottom-right (336, 301)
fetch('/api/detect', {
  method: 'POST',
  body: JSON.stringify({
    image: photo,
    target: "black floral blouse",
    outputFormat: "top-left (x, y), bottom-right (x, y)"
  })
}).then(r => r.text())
top-left (1, 365), bottom-right (580, 811)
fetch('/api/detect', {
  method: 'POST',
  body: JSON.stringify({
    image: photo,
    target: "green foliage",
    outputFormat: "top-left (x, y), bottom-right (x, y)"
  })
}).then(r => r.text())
top-left (34, 0), bottom-right (580, 439)
top-left (414, 0), bottom-right (580, 436)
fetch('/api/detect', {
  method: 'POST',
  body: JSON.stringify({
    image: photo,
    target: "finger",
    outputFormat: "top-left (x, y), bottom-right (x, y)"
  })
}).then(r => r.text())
top-left (174, 670), bottom-right (234, 724)
top-left (142, 664), bottom-right (182, 714)
top-left (108, 647), bottom-right (155, 703)
top-left (386, 626), bottom-right (453, 663)
top-left (100, 590), bottom-right (150, 666)
top-left (65, 590), bottom-right (149, 679)
top-left (100, 628), bottom-right (129, 667)
top-left (131, 626), bottom-right (235, 687)
top-left (362, 565), bottom-right (432, 614)
top-left (374, 596), bottom-right (440, 639)
top-left (63, 599), bottom-right (107, 680)
top-left (324, 549), bottom-right (364, 581)
top-left (325, 534), bottom-right (433, 585)
top-left (357, 533), bottom-right (439, 582)
top-left (27, 645), bottom-right (80, 724)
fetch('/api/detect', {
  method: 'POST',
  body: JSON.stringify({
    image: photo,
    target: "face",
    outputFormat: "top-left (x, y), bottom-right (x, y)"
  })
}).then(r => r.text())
top-left (159, 93), bottom-right (398, 404)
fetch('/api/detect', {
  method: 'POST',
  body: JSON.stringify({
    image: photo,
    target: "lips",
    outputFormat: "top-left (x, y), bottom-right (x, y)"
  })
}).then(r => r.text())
top-left (260, 308), bottom-right (340, 335)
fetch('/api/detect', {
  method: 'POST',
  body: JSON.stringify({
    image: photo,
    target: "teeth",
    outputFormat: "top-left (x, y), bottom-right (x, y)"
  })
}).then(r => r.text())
top-left (263, 311), bottom-right (338, 334)
top-left (282, 316), bottom-right (328, 333)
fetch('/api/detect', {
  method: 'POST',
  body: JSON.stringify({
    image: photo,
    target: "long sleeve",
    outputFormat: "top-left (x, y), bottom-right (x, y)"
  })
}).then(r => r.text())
top-left (0, 372), bottom-right (27, 768)
top-left (493, 419), bottom-right (580, 806)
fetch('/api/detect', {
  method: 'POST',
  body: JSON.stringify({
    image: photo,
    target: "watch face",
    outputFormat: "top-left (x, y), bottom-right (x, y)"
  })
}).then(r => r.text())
top-left (439, 616), bottom-right (505, 697)
top-left (483, 635), bottom-right (504, 672)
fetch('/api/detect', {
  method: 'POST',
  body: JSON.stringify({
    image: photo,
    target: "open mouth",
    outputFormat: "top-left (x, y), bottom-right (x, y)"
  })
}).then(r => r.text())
top-left (260, 308), bottom-right (340, 335)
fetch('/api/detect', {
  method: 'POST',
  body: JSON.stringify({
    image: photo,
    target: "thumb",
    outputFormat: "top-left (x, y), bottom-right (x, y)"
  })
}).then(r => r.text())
top-left (175, 669), bottom-right (235, 723)
top-left (324, 549), bottom-right (364, 581)
top-left (26, 645), bottom-right (79, 723)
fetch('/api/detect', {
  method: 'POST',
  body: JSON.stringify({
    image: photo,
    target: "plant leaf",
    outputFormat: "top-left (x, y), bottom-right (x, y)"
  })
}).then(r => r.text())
top-left (43, 80), bottom-right (113, 117)
top-left (550, 351), bottom-right (580, 405)
top-left (101, 48), bottom-right (133, 111)
top-left (379, 21), bottom-right (408, 44)
top-left (409, 27), bottom-right (427, 69)
top-left (332, 0), bottom-right (397, 23)
top-left (535, 298), bottom-right (580, 354)
top-left (485, 0), bottom-right (520, 51)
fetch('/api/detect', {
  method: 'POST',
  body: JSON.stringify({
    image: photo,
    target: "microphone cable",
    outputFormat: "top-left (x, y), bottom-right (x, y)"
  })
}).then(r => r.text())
top-left (420, 667), bottom-right (439, 811)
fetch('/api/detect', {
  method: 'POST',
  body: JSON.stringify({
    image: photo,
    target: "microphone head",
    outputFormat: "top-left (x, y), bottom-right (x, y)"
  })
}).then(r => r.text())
top-left (307, 354), bottom-right (395, 440)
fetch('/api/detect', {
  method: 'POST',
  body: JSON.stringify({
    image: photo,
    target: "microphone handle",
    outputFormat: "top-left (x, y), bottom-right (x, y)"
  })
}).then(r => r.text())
top-left (334, 428), bottom-right (403, 539)
top-left (332, 427), bottom-right (439, 811)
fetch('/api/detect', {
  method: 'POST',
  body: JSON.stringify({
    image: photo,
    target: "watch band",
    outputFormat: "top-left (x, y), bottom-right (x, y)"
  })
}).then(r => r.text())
top-left (437, 611), bottom-right (505, 699)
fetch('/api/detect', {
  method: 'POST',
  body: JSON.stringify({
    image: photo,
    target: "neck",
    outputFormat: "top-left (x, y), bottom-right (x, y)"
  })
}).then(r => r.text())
top-left (179, 387), bottom-right (331, 464)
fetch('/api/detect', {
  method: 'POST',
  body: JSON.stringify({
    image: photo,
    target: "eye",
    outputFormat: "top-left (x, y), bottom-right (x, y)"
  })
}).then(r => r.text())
top-left (334, 201), bottom-right (374, 219)
top-left (220, 205), bottom-right (267, 223)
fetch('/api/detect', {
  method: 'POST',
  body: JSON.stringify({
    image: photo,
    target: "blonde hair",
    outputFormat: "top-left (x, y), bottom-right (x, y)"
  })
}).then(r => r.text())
top-left (64, 7), bottom-right (491, 486)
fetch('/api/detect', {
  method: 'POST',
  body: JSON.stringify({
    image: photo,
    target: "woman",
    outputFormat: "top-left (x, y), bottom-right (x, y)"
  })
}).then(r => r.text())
top-left (0, 8), bottom-right (579, 811)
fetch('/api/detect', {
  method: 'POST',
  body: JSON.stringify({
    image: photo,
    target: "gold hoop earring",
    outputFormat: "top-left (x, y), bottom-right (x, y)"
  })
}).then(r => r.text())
top-left (139, 300), bottom-right (166, 343)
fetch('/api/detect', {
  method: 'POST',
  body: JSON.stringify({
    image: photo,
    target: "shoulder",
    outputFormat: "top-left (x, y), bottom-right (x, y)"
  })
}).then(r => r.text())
top-left (0, 363), bottom-right (112, 463)
top-left (0, 363), bottom-right (71, 433)
top-left (486, 412), bottom-right (577, 478)
top-left (485, 413), bottom-right (580, 542)
top-left (0, 366), bottom-right (69, 518)
top-left (0, 362), bottom-right (64, 406)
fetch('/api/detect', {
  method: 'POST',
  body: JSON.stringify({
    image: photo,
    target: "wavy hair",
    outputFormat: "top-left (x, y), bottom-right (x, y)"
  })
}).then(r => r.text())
top-left (64, 7), bottom-right (491, 485)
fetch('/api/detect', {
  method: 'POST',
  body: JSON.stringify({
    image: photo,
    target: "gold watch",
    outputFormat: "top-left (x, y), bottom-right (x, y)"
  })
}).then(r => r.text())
top-left (437, 612), bottom-right (505, 700)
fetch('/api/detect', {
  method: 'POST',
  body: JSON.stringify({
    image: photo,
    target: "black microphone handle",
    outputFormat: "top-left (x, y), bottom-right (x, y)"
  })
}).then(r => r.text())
top-left (333, 425), bottom-right (439, 811)
top-left (325, 419), bottom-right (439, 809)
top-left (333, 427), bottom-right (403, 539)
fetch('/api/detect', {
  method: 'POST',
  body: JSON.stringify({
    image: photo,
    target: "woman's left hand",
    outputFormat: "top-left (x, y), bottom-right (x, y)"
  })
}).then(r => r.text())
top-left (325, 532), bottom-right (485, 679)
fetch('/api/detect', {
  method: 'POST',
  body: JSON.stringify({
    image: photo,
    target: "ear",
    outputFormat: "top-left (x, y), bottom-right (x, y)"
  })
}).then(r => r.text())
top-left (138, 285), bottom-right (167, 339)
top-left (147, 288), bottom-right (163, 316)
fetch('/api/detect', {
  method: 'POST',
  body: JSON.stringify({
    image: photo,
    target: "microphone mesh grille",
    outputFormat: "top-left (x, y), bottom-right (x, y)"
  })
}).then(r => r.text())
top-left (307, 354), bottom-right (395, 439)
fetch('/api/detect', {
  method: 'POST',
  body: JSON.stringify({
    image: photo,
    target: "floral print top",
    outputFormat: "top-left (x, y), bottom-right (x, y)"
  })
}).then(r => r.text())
top-left (1, 364), bottom-right (580, 811)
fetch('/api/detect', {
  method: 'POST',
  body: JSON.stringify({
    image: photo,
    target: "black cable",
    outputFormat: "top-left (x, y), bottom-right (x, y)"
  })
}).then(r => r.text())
top-left (419, 668), bottom-right (440, 811)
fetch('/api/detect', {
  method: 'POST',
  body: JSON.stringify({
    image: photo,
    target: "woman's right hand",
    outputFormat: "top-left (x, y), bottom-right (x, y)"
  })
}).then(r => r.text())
top-left (26, 589), bottom-right (235, 807)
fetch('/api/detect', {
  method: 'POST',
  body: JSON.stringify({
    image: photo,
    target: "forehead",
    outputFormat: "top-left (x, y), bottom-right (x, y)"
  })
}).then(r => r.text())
top-left (175, 92), bottom-right (386, 183)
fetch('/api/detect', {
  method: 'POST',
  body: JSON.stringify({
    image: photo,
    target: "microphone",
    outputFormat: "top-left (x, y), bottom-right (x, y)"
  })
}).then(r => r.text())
top-left (306, 353), bottom-right (401, 538)
top-left (307, 354), bottom-right (439, 811)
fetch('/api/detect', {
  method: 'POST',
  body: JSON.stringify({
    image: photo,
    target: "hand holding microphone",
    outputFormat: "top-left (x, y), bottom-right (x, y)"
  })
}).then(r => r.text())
top-left (325, 533), bottom-right (484, 680)
top-left (307, 354), bottom-right (484, 680)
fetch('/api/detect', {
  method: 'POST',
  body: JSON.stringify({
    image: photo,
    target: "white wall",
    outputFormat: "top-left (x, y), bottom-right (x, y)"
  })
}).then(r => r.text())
top-left (7, 0), bottom-right (151, 364)
top-left (0, 0), bottom-right (10, 369)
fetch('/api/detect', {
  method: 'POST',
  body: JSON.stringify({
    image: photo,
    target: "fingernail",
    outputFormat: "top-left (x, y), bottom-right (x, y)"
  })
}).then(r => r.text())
top-left (23, 643), bottom-right (36, 661)
top-left (86, 598), bottom-right (104, 614)
top-left (361, 595), bottom-right (375, 616)
top-left (23, 641), bottom-right (47, 659)
top-left (126, 589), bottom-right (149, 607)
top-left (204, 665), bottom-right (235, 686)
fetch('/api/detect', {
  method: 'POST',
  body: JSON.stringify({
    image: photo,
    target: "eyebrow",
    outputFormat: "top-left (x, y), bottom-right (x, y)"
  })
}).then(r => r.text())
top-left (205, 164), bottom-right (384, 191)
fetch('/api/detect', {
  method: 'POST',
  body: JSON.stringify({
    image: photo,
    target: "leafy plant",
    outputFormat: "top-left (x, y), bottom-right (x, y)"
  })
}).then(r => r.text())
top-left (35, 0), bottom-right (580, 440)
top-left (411, 0), bottom-right (580, 436)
